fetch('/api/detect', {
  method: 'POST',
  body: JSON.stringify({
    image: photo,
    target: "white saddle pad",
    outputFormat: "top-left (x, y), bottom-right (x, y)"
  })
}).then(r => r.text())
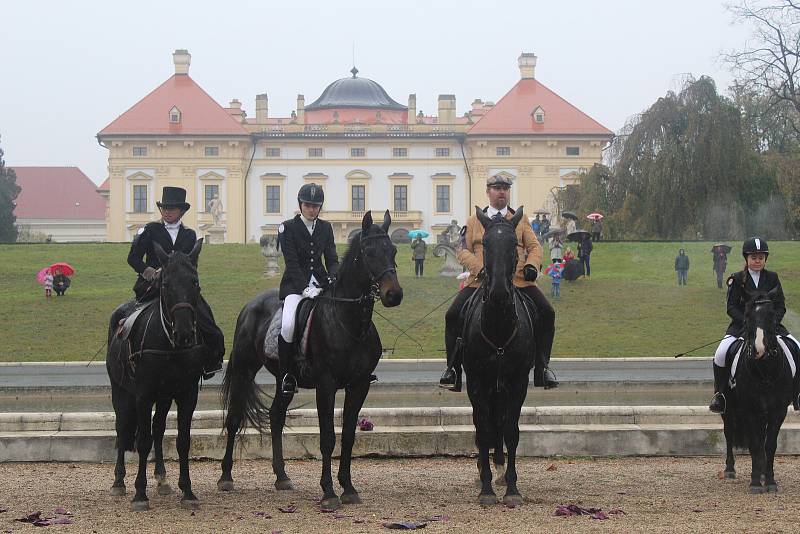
top-left (262, 304), bottom-right (315, 361)
top-left (730, 337), bottom-right (796, 388)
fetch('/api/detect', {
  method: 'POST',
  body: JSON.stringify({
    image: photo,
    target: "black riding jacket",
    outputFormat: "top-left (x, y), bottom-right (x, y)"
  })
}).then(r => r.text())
top-left (127, 221), bottom-right (197, 297)
top-left (278, 215), bottom-right (339, 300)
top-left (726, 268), bottom-right (789, 337)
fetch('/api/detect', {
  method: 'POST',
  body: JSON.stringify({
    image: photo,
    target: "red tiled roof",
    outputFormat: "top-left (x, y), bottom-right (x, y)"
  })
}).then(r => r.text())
top-left (467, 78), bottom-right (613, 136)
top-left (97, 177), bottom-right (110, 191)
top-left (12, 167), bottom-right (106, 220)
top-left (98, 75), bottom-right (249, 136)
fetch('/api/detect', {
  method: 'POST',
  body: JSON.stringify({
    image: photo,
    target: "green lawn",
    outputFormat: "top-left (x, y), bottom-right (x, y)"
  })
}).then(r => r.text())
top-left (1, 241), bottom-right (799, 362)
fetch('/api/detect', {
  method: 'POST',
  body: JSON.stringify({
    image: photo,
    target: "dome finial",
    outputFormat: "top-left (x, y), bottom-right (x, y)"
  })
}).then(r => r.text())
top-left (350, 66), bottom-right (359, 78)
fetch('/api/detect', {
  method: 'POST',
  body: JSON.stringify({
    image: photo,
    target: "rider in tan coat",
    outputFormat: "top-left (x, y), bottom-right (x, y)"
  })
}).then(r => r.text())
top-left (439, 173), bottom-right (558, 391)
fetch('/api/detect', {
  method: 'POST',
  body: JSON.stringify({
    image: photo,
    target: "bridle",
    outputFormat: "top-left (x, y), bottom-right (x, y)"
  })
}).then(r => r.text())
top-left (158, 275), bottom-right (199, 349)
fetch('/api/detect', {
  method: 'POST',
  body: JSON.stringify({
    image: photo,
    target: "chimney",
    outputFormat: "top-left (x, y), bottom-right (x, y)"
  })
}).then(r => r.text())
top-left (296, 94), bottom-right (305, 124)
top-left (229, 99), bottom-right (242, 110)
top-left (173, 49), bottom-right (191, 75)
top-left (407, 94), bottom-right (417, 125)
top-left (518, 52), bottom-right (537, 79)
top-left (437, 94), bottom-right (456, 125)
top-left (471, 98), bottom-right (484, 111)
top-left (256, 93), bottom-right (269, 124)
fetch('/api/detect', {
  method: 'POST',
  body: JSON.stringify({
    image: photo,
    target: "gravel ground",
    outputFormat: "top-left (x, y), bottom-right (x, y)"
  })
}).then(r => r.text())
top-left (2, 456), bottom-right (800, 533)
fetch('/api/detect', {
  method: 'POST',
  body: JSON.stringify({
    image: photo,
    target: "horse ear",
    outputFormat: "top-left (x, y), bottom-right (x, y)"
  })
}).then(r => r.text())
top-left (476, 206), bottom-right (491, 230)
top-left (510, 206), bottom-right (524, 229)
top-left (766, 286), bottom-right (780, 301)
top-left (381, 209), bottom-right (391, 233)
top-left (189, 238), bottom-right (203, 266)
top-left (153, 242), bottom-right (169, 267)
top-left (362, 211), bottom-right (373, 232)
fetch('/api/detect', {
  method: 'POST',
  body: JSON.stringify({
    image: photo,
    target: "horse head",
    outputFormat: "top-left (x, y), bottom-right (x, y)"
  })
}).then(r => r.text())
top-left (744, 286), bottom-right (780, 360)
top-left (359, 210), bottom-right (403, 307)
top-left (153, 239), bottom-right (203, 349)
top-left (476, 205), bottom-right (524, 306)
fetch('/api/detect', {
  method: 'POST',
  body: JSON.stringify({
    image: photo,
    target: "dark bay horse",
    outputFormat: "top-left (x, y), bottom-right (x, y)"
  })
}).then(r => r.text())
top-left (721, 287), bottom-right (794, 493)
top-left (106, 239), bottom-right (206, 511)
top-left (218, 210), bottom-right (403, 511)
top-left (462, 206), bottom-right (535, 507)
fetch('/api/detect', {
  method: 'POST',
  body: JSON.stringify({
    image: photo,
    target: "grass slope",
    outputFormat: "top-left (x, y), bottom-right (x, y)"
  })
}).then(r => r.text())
top-left (1, 241), bottom-right (798, 362)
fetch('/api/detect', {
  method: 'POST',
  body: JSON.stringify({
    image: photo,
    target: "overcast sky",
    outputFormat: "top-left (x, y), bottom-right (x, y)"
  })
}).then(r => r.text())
top-left (1, 0), bottom-right (754, 184)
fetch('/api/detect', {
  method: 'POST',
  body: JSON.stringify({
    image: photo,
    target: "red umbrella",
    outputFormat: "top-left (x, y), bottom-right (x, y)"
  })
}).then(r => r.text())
top-left (48, 262), bottom-right (75, 276)
top-left (36, 267), bottom-right (51, 284)
top-left (586, 213), bottom-right (604, 220)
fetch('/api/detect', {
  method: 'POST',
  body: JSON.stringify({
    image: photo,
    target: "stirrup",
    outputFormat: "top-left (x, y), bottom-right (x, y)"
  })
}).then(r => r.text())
top-left (709, 392), bottom-right (726, 414)
top-left (281, 373), bottom-right (298, 394)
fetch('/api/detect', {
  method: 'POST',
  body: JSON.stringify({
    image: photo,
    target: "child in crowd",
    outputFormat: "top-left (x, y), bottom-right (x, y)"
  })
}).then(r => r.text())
top-left (43, 270), bottom-right (53, 298)
top-left (546, 262), bottom-right (563, 299)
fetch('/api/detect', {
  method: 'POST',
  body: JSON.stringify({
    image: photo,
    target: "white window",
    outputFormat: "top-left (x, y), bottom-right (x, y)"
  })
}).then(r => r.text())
top-left (352, 185), bottom-right (366, 211)
top-left (266, 147), bottom-right (281, 157)
top-left (169, 106), bottom-right (181, 124)
top-left (496, 146), bottom-right (511, 156)
top-left (394, 185), bottom-right (407, 212)
top-left (392, 147), bottom-right (408, 157)
top-left (133, 185), bottom-right (147, 212)
top-left (436, 184), bottom-right (450, 213)
top-left (266, 185), bottom-right (281, 213)
top-left (566, 146), bottom-right (580, 156)
top-left (204, 146), bottom-right (219, 157)
top-left (535, 113), bottom-right (544, 123)
top-left (308, 147), bottom-right (324, 158)
top-left (435, 147), bottom-right (450, 157)
top-left (132, 146), bottom-right (147, 157)
top-left (351, 147), bottom-right (366, 157)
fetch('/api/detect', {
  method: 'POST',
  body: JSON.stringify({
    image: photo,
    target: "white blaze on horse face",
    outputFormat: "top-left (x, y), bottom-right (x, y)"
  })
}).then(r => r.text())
top-left (755, 327), bottom-right (765, 358)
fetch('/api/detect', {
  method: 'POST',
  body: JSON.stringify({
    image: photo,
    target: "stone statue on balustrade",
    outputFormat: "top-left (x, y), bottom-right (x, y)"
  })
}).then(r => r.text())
top-left (433, 219), bottom-right (463, 277)
top-left (260, 234), bottom-right (281, 277)
top-left (208, 194), bottom-right (224, 227)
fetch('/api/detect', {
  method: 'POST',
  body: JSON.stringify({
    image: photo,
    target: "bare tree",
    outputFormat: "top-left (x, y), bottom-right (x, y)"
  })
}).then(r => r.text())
top-left (724, 0), bottom-right (800, 135)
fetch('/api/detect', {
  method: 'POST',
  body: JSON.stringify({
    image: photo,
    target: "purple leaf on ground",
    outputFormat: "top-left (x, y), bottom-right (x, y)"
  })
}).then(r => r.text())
top-left (49, 517), bottom-right (73, 525)
top-left (278, 505), bottom-right (297, 513)
top-left (333, 513), bottom-right (347, 519)
top-left (253, 511), bottom-right (272, 518)
top-left (425, 515), bottom-right (449, 522)
top-left (53, 507), bottom-right (71, 516)
top-left (555, 504), bottom-right (602, 517)
top-left (382, 520), bottom-right (427, 530)
top-left (16, 512), bottom-right (43, 524)
top-left (358, 418), bottom-right (374, 431)
top-left (354, 519), bottom-right (365, 524)
top-left (591, 511), bottom-right (609, 520)
top-left (608, 508), bottom-right (626, 515)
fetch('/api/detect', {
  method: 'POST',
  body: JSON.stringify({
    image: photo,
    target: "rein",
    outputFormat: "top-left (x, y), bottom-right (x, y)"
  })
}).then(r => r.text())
top-left (158, 283), bottom-right (198, 349)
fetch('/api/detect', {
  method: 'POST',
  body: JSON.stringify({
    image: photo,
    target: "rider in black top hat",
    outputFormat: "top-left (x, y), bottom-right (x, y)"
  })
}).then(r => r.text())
top-left (127, 186), bottom-right (225, 379)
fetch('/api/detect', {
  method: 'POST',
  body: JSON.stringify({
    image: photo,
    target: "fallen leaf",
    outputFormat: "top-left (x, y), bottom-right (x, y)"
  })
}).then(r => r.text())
top-left (253, 511), bottom-right (272, 519)
top-left (382, 520), bottom-right (427, 530)
top-left (591, 511), bottom-right (609, 520)
top-left (49, 517), bottom-right (73, 525)
top-left (424, 515), bottom-right (449, 522)
top-left (278, 505), bottom-right (297, 513)
top-left (53, 507), bottom-right (71, 516)
top-left (716, 470), bottom-right (725, 480)
top-left (608, 509), bottom-right (626, 515)
top-left (358, 418), bottom-right (374, 431)
top-left (546, 464), bottom-right (557, 471)
top-left (692, 508), bottom-right (703, 513)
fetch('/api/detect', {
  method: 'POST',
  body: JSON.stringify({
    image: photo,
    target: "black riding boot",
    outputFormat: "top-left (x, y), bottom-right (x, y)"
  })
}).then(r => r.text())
top-left (197, 297), bottom-right (225, 380)
top-left (439, 332), bottom-right (463, 392)
top-left (278, 335), bottom-right (298, 394)
top-left (792, 350), bottom-right (800, 411)
top-left (709, 363), bottom-right (728, 414)
top-left (533, 331), bottom-right (558, 389)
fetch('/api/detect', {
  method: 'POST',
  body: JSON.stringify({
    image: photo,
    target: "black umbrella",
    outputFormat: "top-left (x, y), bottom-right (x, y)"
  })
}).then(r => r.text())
top-left (533, 209), bottom-right (550, 215)
top-left (561, 211), bottom-right (578, 221)
top-left (567, 230), bottom-right (591, 242)
top-left (543, 228), bottom-right (566, 240)
top-left (711, 243), bottom-right (732, 254)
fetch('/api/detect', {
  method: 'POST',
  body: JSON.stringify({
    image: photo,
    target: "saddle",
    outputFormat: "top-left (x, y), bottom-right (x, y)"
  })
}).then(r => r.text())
top-left (263, 297), bottom-right (318, 361)
top-left (115, 299), bottom-right (157, 341)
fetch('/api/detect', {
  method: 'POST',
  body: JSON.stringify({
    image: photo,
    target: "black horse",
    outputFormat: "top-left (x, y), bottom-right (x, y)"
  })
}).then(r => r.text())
top-left (106, 239), bottom-right (206, 511)
top-left (721, 287), bottom-right (794, 493)
top-left (218, 210), bottom-right (403, 511)
top-left (462, 206), bottom-right (535, 507)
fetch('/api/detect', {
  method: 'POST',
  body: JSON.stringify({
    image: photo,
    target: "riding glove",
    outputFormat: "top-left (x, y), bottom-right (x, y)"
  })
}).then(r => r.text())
top-left (326, 274), bottom-right (337, 286)
top-left (302, 286), bottom-right (323, 299)
top-left (523, 265), bottom-right (538, 282)
top-left (141, 266), bottom-right (158, 281)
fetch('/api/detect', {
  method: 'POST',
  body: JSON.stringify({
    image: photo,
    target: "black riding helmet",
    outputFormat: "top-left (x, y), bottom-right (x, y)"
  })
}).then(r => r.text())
top-left (742, 236), bottom-right (769, 258)
top-left (298, 183), bottom-right (324, 206)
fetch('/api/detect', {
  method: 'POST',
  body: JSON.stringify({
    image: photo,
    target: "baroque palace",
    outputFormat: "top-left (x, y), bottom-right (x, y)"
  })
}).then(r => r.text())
top-left (98, 50), bottom-right (612, 243)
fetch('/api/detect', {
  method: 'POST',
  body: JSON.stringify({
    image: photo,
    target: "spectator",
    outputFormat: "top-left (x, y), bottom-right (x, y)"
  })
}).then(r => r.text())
top-left (411, 236), bottom-right (427, 277)
top-left (547, 262), bottom-right (563, 299)
top-left (541, 215), bottom-right (550, 237)
top-left (591, 218), bottom-right (603, 241)
top-left (675, 248), bottom-right (689, 286)
top-left (563, 247), bottom-right (576, 263)
top-left (578, 235), bottom-right (593, 278)
top-left (532, 215), bottom-right (541, 238)
top-left (43, 270), bottom-right (53, 298)
top-left (565, 218), bottom-right (577, 235)
top-left (713, 248), bottom-right (728, 289)
top-left (549, 235), bottom-right (563, 263)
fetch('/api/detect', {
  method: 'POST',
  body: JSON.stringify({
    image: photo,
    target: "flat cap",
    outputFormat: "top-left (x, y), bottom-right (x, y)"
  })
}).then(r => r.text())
top-left (486, 174), bottom-right (513, 187)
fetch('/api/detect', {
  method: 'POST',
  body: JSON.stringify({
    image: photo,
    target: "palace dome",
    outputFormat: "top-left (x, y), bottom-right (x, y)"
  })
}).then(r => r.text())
top-left (305, 67), bottom-right (406, 111)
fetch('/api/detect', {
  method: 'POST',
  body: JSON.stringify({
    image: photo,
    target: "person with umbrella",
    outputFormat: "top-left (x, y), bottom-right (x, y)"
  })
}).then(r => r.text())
top-left (410, 231), bottom-right (428, 277)
top-left (712, 244), bottom-right (730, 289)
top-left (127, 186), bottom-right (225, 379)
top-left (588, 213), bottom-right (603, 241)
top-left (439, 173), bottom-right (558, 391)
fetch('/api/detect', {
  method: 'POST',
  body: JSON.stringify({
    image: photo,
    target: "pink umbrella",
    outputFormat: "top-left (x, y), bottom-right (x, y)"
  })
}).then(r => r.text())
top-left (586, 213), bottom-right (604, 220)
top-left (544, 263), bottom-right (564, 276)
top-left (36, 267), bottom-right (51, 285)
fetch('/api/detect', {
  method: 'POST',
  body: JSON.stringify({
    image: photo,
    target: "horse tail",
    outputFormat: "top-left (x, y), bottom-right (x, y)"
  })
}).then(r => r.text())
top-left (221, 304), bottom-right (271, 437)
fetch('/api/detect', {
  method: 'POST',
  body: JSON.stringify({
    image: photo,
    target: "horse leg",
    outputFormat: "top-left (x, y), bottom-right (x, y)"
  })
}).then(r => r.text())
top-left (746, 421), bottom-right (767, 494)
top-left (502, 381), bottom-right (526, 507)
top-left (724, 427), bottom-right (736, 479)
top-left (338, 379), bottom-right (370, 504)
top-left (131, 397), bottom-right (155, 511)
top-left (493, 429), bottom-right (506, 487)
top-left (175, 385), bottom-right (200, 509)
top-left (152, 396), bottom-right (173, 496)
top-left (468, 382), bottom-right (497, 505)
top-left (316, 379), bottom-right (341, 511)
top-left (271, 386), bottom-right (295, 490)
top-left (110, 382), bottom-right (135, 496)
top-left (112, 447), bottom-right (127, 496)
top-left (764, 409), bottom-right (787, 492)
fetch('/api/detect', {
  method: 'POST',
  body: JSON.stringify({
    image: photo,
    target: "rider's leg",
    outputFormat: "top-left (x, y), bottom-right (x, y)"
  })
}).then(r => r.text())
top-left (279, 295), bottom-right (303, 394)
top-left (782, 334), bottom-right (800, 410)
top-left (710, 336), bottom-right (736, 413)
top-left (520, 285), bottom-right (558, 389)
top-left (440, 287), bottom-right (476, 391)
top-left (196, 296), bottom-right (225, 379)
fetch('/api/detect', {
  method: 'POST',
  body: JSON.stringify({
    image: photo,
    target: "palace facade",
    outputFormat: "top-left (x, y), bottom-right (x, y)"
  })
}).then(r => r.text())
top-left (98, 50), bottom-right (612, 243)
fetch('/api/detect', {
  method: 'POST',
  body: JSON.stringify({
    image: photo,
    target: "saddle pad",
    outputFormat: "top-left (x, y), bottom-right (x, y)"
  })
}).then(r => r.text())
top-left (116, 300), bottom-right (155, 341)
top-left (262, 302), bottom-right (316, 361)
top-left (730, 337), bottom-right (796, 388)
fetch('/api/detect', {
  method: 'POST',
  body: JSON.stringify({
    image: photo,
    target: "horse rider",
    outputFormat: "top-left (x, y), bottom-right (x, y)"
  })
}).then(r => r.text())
top-left (709, 237), bottom-right (800, 413)
top-left (127, 186), bottom-right (225, 379)
top-left (277, 183), bottom-right (340, 394)
top-left (439, 173), bottom-right (558, 392)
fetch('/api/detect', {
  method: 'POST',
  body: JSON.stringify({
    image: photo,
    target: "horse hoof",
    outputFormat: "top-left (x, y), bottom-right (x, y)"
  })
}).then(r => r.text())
top-left (157, 483), bottom-right (173, 496)
top-left (321, 497), bottom-right (341, 511)
top-left (130, 500), bottom-right (150, 512)
top-left (478, 494), bottom-right (498, 506)
top-left (767, 483), bottom-right (779, 493)
top-left (341, 493), bottom-right (362, 505)
top-left (180, 498), bottom-right (201, 510)
top-left (748, 485), bottom-right (766, 494)
top-left (217, 480), bottom-right (235, 492)
top-left (274, 479), bottom-right (294, 491)
top-left (503, 494), bottom-right (524, 508)
top-left (724, 470), bottom-right (736, 480)
top-left (110, 486), bottom-right (126, 497)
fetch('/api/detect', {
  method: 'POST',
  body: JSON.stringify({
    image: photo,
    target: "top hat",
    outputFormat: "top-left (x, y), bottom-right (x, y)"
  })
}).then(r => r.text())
top-left (486, 174), bottom-right (513, 187)
top-left (157, 186), bottom-right (191, 211)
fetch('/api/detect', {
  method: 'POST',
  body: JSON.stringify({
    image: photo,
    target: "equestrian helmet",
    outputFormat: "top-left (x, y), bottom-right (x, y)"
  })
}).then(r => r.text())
top-left (742, 236), bottom-right (769, 258)
top-left (298, 183), bottom-right (324, 206)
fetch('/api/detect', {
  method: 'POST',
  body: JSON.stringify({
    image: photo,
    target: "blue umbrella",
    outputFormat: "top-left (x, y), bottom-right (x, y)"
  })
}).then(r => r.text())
top-left (408, 230), bottom-right (429, 238)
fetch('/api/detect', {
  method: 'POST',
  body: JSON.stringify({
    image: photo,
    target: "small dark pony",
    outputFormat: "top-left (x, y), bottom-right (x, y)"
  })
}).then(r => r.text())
top-left (462, 206), bottom-right (535, 507)
top-left (106, 239), bottom-right (205, 511)
top-left (721, 287), bottom-right (794, 493)
top-left (218, 210), bottom-right (403, 511)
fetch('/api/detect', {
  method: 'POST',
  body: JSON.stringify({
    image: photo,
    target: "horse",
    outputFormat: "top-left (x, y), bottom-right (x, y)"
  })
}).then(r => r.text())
top-left (461, 206), bottom-right (535, 507)
top-left (721, 286), bottom-right (794, 493)
top-left (218, 210), bottom-right (403, 511)
top-left (106, 239), bottom-right (206, 511)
